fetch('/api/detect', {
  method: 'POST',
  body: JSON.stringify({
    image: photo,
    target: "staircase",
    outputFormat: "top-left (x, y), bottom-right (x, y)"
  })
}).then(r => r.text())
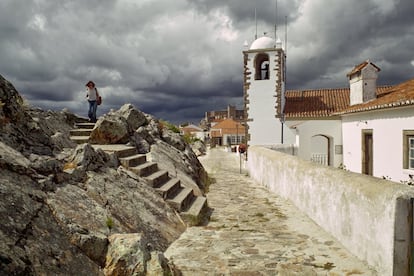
top-left (70, 122), bottom-right (208, 225)
top-left (69, 122), bottom-right (95, 144)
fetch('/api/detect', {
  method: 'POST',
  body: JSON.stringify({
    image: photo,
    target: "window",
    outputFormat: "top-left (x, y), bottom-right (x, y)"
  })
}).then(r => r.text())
top-left (410, 137), bottom-right (414, 169)
top-left (229, 135), bottom-right (243, 144)
top-left (403, 130), bottom-right (414, 170)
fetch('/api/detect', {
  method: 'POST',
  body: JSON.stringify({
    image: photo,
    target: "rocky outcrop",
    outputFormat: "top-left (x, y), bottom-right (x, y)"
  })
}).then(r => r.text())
top-left (149, 141), bottom-right (206, 196)
top-left (87, 103), bottom-right (208, 195)
top-left (89, 104), bottom-right (147, 144)
top-left (0, 75), bottom-right (78, 156)
top-left (0, 75), bottom-right (202, 275)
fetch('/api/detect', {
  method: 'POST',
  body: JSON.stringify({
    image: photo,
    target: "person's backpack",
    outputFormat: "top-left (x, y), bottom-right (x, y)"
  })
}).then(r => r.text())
top-left (96, 89), bottom-right (102, 105)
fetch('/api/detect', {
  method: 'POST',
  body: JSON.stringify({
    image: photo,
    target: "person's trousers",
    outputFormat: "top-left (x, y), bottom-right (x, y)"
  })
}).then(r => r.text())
top-left (88, 100), bottom-right (97, 122)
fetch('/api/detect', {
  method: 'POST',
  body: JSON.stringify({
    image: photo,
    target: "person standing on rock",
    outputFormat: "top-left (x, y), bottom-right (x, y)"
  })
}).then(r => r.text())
top-left (85, 81), bottom-right (100, 122)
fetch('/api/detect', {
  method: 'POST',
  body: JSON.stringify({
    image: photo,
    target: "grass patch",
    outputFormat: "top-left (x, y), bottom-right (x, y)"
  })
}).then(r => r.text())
top-left (106, 217), bottom-right (114, 233)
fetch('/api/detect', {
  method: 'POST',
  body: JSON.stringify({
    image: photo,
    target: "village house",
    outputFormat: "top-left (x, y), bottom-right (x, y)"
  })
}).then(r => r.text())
top-left (180, 124), bottom-right (207, 141)
top-left (209, 118), bottom-right (245, 147)
top-left (243, 35), bottom-right (414, 183)
top-left (285, 60), bottom-right (414, 183)
top-left (339, 73), bottom-right (414, 182)
top-left (204, 105), bottom-right (244, 128)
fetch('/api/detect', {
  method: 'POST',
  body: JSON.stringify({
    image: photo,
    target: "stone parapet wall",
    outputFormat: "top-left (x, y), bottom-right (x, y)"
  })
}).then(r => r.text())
top-left (247, 145), bottom-right (414, 275)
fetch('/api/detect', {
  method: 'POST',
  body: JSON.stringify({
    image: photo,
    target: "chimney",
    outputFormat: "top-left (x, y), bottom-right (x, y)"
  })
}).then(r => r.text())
top-left (347, 60), bottom-right (380, 105)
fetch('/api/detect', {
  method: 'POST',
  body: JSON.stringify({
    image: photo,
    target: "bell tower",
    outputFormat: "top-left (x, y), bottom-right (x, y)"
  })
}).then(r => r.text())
top-left (243, 35), bottom-right (294, 146)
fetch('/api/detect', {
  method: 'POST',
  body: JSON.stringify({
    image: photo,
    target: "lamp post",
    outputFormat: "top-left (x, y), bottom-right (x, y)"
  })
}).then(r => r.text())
top-left (236, 124), bottom-right (242, 174)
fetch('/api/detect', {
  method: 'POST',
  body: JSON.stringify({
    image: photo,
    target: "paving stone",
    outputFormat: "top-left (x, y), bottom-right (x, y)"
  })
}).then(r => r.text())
top-left (165, 148), bottom-right (377, 275)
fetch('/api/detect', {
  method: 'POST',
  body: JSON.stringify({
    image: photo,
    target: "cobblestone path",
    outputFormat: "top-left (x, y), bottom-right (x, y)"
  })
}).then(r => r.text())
top-left (165, 148), bottom-right (377, 275)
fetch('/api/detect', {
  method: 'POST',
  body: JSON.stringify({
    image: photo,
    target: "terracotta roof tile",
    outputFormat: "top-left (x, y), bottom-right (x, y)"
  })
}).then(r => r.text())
top-left (285, 85), bottom-right (396, 118)
top-left (346, 60), bottom-right (380, 77)
top-left (338, 78), bottom-right (414, 114)
top-left (210, 118), bottom-right (245, 137)
top-left (285, 88), bottom-right (349, 118)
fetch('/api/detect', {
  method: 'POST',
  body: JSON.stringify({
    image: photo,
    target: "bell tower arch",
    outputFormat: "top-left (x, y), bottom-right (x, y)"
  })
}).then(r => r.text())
top-left (254, 53), bottom-right (270, 80)
top-left (243, 35), bottom-right (294, 146)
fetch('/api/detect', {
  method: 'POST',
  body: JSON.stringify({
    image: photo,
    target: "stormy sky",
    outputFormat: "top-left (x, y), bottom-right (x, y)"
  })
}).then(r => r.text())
top-left (1, 0), bottom-right (413, 124)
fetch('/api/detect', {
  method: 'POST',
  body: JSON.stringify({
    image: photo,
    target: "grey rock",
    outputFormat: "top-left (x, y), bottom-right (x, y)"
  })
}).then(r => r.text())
top-left (0, 75), bottom-right (80, 156)
top-left (0, 75), bottom-right (207, 275)
top-left (104, 233), bottom-right (150, 275)
top-left (162, 128), bottom-right (186, 151)
top-left (70, 232), bottom-right (109, 267)
top-left (90, 115), bottom-right (130, 144)
top-left (0, 74), bottom-right (25, 122)
top-left (0, 141), bottom-right (31, 172)
top-left (29, 153), bottom-right (64, 176)
top-left (130, 131), bottom-right (151, 153)
top-left (146, 251), bottom-right (177, 275)
top-left (0, 169), bottom-right (103, 275)
top-left (191, 140), bottom-right (207, 156)
top-left (149, 141), bottom-right (207, 195)
top-left (66, 143), bottom-right (118, 173)
top-left (118, 103), bottom-right (148, 133)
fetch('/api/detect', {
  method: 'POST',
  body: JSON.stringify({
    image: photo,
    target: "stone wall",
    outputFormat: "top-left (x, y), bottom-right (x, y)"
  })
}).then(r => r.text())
top-left (247, 145), bottom-right (414, 275)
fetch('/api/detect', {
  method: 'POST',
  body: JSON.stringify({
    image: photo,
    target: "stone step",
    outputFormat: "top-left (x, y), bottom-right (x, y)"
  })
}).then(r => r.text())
top-left (155, 178), bottom-right (181, 199)
top-left (70, 129), bottom-right (93, 137)
top-left (70, 136), bottom-right (90, 144)
top-left (130, 162), bottom-right (159, 178)
top-left (167, 187), bottom-right (194, 212)
top-left (91, 145), bottom-right (137, 158)
top-left (181, 196), bottom-right (208, 224)
top-left (144, 170), bottom-right (169, 188)
top-left (119, 154), bottom-right (147, 168)
top-left (75, 122), bottom-right (96, 129)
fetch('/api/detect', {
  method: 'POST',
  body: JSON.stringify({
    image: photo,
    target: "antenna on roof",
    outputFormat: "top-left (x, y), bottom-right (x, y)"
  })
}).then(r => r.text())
top-left (255, 8), bottom-right (257, 40)
top-left (274, 0), bottom-right (278, 42)
top-left (285, 15), bottom-right (288, 55)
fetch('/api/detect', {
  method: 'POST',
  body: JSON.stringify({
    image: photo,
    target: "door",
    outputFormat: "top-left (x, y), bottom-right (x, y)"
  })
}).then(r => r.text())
top-left (362, 130), bottom-right (373, 175)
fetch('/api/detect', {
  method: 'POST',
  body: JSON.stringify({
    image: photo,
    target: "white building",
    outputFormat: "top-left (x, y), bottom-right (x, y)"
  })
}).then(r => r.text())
top-left (283, 60), bottom-right (414, 183)
top-left (339, 66), bottom-right (414, 182)
top-left (284, 87), bottom-right (346, 168)
top-left (242, 35), bottom-right (414, 183)
top-left (180, 124), bottom-right (207, 141)
top-left (243, 35), bottom-right (295, 146)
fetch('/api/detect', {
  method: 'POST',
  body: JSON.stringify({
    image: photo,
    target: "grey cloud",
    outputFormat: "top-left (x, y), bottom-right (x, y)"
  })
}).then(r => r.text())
top-left (286, 0), bottom-right (414, 89)
top-left (0, 0), bottom-right (413, 124)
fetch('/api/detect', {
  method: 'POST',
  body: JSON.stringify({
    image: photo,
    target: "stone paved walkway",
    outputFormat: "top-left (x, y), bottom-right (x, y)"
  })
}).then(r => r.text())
top-left (165, 148), bottom-right (377, 275)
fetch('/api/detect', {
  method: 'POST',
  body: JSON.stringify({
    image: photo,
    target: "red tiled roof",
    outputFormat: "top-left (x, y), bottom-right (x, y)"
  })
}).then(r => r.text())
top-left (181, 125), bottom-right (202, 133)
top-left (210, 118), bottom-right (245, 137)
top-left (284, 88), bottom-right (350, 118)
top-left (338, 78), bottom-right (414, 115)
top-left (285, 86), bottom-right (393, 118)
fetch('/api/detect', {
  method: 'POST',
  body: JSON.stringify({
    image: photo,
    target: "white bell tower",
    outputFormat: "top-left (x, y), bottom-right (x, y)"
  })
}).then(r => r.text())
top-left (243, 35), bottom-right (294, 146)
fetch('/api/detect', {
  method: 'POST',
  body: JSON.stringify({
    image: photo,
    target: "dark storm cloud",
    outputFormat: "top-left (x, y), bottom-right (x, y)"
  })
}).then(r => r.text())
top-left (286, 0), bottom-right (414, 89)
top-left (0, 0), bottom-right (413, 124)
top-left (190, 0), bottom-right (301, 26)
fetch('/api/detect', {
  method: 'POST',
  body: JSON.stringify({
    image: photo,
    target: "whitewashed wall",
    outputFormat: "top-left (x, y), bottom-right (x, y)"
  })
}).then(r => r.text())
top-left (342, 106), bottom-right (414, 182)
top-left (247, 146), bottom-right (414, 275)
top-left (288, 119), bottom-right (343, 167)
